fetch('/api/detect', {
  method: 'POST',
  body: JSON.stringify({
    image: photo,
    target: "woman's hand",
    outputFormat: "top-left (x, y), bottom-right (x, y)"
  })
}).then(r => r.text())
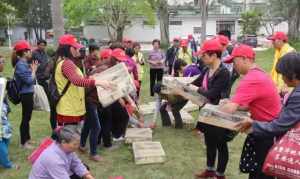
top-left (235, 117), bottom-right (254, 133)
top-left (31, 60), bottom-right (38, 73)
top-left (83, 173), bottom-right (95, 179)
top-left (95, 80), bottom-right (116, 90)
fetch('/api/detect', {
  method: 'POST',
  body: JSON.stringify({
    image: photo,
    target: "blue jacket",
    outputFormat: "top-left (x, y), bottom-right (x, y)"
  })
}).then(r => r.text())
top-left (15, 59), bottom-right (35, 94)
top-left (252, 84), bottom-right (300, 138)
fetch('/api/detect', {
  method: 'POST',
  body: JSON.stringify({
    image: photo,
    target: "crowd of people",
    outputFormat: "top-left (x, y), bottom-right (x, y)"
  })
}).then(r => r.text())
top-left (0, 30), bottom-right (299, 179)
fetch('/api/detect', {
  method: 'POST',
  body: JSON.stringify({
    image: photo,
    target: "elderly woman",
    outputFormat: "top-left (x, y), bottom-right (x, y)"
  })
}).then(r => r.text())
top-left (29, 126), bottom-right (95, 179)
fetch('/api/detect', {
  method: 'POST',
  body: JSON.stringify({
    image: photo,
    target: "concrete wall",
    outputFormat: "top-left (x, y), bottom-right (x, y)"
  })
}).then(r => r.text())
top-left (83, 17), bottom-right (220, 43)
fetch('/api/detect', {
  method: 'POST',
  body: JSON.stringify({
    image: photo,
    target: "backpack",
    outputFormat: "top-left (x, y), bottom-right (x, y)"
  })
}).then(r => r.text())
top-left (6, 73), bottom-right (21, 105)
top-left (48, 58), bottom-right (71, 106)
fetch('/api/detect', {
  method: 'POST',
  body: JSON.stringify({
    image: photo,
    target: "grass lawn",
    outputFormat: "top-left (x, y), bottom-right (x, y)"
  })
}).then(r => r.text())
top-left (0, 44), bottom-right (296, 179)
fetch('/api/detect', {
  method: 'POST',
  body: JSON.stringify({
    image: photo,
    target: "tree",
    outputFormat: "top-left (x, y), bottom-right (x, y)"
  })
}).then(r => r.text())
top-left (0, 2), bottom-right (16, 26)
top-left (64, 0), bottom-right (155, 42)
top-left (200, 0), bottom-right (209, 43)
top-left (240, 10), bottom-right (262, 35)
top-left (51, 0), bottom-right (65, 45)
top-left (5, 0), bottom-right (52, 40)
top-left (158, 0), bottom-right (169, 47)
top-left (268, 0), bottom-right (300, 40)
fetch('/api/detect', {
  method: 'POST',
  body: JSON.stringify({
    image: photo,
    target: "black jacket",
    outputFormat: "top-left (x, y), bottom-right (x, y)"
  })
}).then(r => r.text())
top-left (192, 63), bottom-right (230, 105)
top-left (165, 46), bottom-right (179, 66)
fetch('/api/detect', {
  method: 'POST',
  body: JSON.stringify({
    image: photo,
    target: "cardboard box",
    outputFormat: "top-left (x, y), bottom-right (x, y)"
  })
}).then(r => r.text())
top-left (125, 128), bottom-right (153, 144)
top-left (93, 63), bottom-right (136, 107)
top-left (198, 104), bottom-right (249, 131)
top-left (133, 141), bottom-right (166, 165)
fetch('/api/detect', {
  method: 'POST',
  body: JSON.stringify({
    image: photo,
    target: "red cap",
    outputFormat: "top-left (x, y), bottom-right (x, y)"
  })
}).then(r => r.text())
top-left (173, 37), bottom-right (181, 42)
top-left (100, 49), bottom-right (112, 59)
top-left (224, 44), bottom-right (255, 63)
top-left (180, 39), bottom-right (188, 47)
top-left (267, 31), bottom-right (288, 41)
top-left (216, 35), bottom-right (229, 46)
top-left (111, 48), bottom-right (127, 61)
top-left (197, 39), bottom-right (222, 55)
top-left (59, 34), bottom-right (84, 49)
top-left (188, 34), bottom-right (193, 40)
top-left (14, 40), bottom-right (31, 52)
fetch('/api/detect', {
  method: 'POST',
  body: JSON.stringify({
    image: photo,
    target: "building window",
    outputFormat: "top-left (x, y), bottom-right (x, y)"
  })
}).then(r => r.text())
top-left (169, 20), bottom-right (182, 26)
top-left (216, 21), bottom-right (235, 34)
top-left (193, 27), bottom-right (202, 34)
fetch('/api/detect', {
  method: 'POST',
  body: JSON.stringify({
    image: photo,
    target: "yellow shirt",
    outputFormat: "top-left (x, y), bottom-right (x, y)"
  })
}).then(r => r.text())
top-left (271, 43), bottom-right (295, 89)
top-left (132, 52), bottom-right (145, 80)
top-left (55, 60), bottom-right (86, 117)
top-left (178, 48), bottom-right (193, 65)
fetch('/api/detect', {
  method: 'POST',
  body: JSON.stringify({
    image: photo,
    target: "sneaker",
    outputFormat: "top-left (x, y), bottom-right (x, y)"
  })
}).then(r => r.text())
top-left (89, 155), bottom-right (103, 162)
top-left (105, 143), bottom-right (121, 151)
top-left (78, 146), bottom-right (87, 153)
top-left (21, 143), bottom-right (34, 150)
top-left (194, 170), bottom-right (216, 178)
top-left (112, 137), bottom-right (124, 142)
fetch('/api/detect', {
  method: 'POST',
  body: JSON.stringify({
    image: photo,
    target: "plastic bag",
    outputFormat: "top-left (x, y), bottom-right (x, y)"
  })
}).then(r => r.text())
top-left (33, 84), bottom-right (50, 112)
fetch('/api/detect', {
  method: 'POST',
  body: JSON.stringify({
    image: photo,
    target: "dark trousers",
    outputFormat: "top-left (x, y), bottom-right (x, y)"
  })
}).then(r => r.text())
top-left (248, 137), bottom-right (274, 179)
top-left (150, 68), bottom-right (163, 96)
top-left (168, 65), bottom-right (173, 75)
top-left (20, 93), bottom-right (34, 145)
top-left (160, 100), bottom-right (187, 128)
top-left (80, 102), bottom-right (101, 155)
top-left (111, 102), bottom-right (129, 138)
top-left (99, 105), bottom-right (113, 147)
top-left (38, 79), bottom-right (56, 130)
top-left (204, 128), bottom-right (229, 174)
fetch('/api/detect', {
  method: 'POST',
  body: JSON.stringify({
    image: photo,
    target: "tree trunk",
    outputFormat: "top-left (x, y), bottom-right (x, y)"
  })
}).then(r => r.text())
top-left (116, 26), bottom-right (124, 42)
top-left (158, 0), bottom-right (169, 48)
top-left (200, 0), bottom-right (208, 43)
top-left (51, 0), bottom-right (65, 46)
top-left (287, 3), bottom-right (300, 41)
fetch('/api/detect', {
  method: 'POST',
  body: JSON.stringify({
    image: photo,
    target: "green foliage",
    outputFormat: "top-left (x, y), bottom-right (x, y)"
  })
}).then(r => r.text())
top-left (64, 0), bottom-right (156, 41)
top-left (0, 2), bottom-right (16, 26)
top-left (240, 10), bottom-right (262, 35)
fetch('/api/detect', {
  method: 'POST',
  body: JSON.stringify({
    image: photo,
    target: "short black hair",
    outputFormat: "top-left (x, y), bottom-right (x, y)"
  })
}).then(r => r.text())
top-left (37, 39), bottom-right (47, 45)
top-left (152, 39), bottom-right (160, 46)
top-left (276, 52), bottom-right (300, 80)
top-left (125, 48), bottom-right (135, 57)
top-left (205, 50), bottom-right (223, 59)
top-left (88, 44), bottom-right (99, 53)
top-left (218, 30), bottom-right (231, 40)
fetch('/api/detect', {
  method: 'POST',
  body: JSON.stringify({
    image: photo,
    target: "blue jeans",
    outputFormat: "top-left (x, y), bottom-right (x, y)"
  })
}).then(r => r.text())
top-left (80, 103), bottom-right (101, 156)
top-left (0, 138), bottom-right (13, 168)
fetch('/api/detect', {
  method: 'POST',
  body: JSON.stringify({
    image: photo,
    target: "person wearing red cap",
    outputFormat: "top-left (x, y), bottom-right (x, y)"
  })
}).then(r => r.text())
top-left (12, 40), bottom-right (38, 149)
top-left (268, 31), bottom-right (295, 95)
top-left (165, 38), bottom-right (180, 75)
top-left (220, 44), bottom-right (281, 179)
top-left (178, 39), bottom-right (193, 65)
top-left (53, 34), bottom-right (114, 128)
top-left (185, 39), bottom-right (231, 179)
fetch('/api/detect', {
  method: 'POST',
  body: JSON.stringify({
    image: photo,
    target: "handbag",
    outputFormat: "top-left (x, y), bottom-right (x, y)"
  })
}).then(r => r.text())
top-left (263, 123), bottom-right (300, 179)
top-left (33, 83), bottom-right (50, 112)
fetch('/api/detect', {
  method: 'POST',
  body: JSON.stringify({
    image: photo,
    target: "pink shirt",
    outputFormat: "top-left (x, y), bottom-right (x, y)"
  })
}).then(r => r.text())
top-left (231, 68), bottom-right (281, 122)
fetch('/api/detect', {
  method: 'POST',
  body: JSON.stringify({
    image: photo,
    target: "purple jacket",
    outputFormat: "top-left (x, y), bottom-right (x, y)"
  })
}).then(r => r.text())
top-left (29, 142), bottom-right (88, 179)
top-left (183, 64), bottom-right (201, 77)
